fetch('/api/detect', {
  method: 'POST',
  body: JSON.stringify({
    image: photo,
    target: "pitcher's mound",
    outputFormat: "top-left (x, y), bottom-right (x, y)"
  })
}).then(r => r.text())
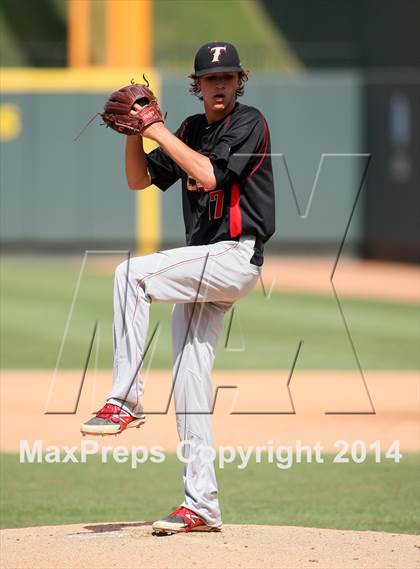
top-left (1, 522), bottom-right (419, 569)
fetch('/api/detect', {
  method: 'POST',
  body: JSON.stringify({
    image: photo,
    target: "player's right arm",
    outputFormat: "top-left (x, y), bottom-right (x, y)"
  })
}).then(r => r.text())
top-left (125, 135), bottom-right (152, 190)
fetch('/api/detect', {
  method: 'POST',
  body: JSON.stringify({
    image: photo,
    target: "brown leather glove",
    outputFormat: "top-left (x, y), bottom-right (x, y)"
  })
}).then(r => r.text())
top-left (101, 83), bottom-right (163, 135)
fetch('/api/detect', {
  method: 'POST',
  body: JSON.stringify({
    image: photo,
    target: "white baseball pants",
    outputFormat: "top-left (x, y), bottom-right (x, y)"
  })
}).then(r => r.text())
top-left (107, 237), bottom-right (259, 527)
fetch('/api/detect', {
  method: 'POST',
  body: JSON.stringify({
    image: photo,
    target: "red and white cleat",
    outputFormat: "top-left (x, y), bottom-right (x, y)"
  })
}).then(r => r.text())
top-left (152, 506), bottom-right (222, 534)
top-left (80, 403), bottom-right (145, 436)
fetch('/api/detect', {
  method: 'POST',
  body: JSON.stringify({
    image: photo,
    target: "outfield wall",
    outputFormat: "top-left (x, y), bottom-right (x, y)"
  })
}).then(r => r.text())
top-left (0, 69), bottom-right (363, 253)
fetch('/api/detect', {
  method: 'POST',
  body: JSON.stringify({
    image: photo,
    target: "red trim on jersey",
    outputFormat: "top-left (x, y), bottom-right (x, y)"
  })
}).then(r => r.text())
top-left (245, 119), bottom-right (269, 182)
top-left (222, 113), bottom-right (232, 134)
top-left (229, 182), bottom-right (242, 237)
top-left (178, 115), bottom-right (200, 141)
top-left (178, 122), bottom-right (188, 141)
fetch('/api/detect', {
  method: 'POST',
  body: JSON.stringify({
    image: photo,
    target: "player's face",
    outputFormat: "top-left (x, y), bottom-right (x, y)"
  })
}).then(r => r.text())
top-left (198, 72), bottom-right (241, 119)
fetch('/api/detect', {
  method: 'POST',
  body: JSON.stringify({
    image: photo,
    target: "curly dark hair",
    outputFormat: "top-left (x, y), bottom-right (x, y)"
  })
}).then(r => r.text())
top-left (188, 70), bottom-right (249, 100)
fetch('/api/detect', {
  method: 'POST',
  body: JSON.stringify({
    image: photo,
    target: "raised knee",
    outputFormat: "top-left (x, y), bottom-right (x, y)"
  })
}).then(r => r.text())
top-left (114, 258), bottom-right (150, 288)
top-left (115, 260), bottom-right (130, 281)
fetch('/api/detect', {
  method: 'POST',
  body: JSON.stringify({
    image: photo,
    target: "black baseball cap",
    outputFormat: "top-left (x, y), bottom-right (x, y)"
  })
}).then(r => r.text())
top-left (193, 42), bottom-right (243, 77)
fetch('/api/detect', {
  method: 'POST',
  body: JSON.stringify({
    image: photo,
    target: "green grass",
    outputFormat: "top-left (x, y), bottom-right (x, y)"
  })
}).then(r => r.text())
top-left (1, 257), bottom-right (418, 370)
top-left (1, 452), bottom-right (418, 533)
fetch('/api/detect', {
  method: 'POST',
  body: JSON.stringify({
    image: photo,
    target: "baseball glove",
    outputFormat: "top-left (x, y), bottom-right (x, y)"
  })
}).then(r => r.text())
top-left (101, 83), bottom-right (163, 135)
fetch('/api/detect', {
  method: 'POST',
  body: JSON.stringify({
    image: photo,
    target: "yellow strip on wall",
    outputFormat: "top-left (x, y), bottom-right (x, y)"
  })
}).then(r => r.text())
top-left (137, 151), bottom-right (161, 256)
top-left (0, 68), bottom-right (159, 92)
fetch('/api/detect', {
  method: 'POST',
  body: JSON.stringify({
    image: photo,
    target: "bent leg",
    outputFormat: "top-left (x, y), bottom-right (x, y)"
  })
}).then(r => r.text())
top-left (107, 246), bottom-right (219, 415)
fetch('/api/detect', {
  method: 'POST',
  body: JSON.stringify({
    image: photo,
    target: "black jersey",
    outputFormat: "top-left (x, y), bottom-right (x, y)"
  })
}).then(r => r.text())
top-left (146, 102), bottom-right (275, 251)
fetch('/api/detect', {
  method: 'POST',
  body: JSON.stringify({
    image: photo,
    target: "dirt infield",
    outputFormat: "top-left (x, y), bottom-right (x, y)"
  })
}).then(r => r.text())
top-left (1, 370), bottom-right (418, 453)
top-left (261, 256), bottom-right (419, 303)
top-left (1, 521), bottom-right (419, 569)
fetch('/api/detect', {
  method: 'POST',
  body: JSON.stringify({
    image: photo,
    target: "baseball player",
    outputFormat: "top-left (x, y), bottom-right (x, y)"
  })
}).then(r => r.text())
top-left (81, 41), bottom-right (275, 534)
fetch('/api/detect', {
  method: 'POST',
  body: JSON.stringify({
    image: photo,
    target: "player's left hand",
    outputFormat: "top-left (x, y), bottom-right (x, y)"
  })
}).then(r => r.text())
top-left (131, 106), bottom-right (165, 140)
top-left (101, 83), bottom-right (164, 136)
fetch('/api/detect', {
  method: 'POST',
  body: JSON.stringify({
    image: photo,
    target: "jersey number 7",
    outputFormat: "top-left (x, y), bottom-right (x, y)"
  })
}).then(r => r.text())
top-left (209, 189), bottom-right (224, 220)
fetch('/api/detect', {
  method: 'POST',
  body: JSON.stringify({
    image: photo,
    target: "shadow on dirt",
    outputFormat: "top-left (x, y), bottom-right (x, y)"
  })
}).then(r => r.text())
top-left (68, 521), bottom-right (153, 536)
